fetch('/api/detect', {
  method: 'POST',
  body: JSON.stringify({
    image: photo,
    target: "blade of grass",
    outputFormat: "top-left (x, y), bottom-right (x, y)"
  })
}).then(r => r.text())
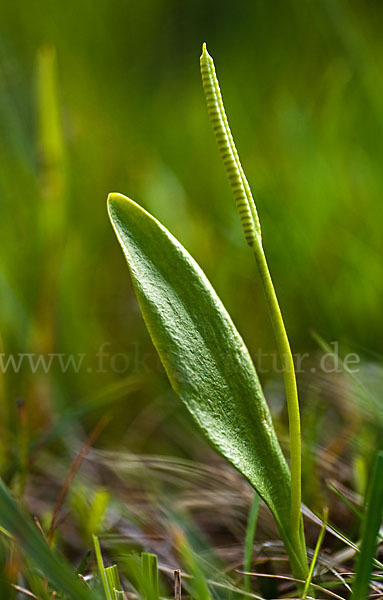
top-left (327, 480), bottom-right (363, 520)
top-left (240, 572), bottom-right (345, 600)
top-left (302, 507), bottom-right (328, 599)
top-left (351, 451), bottom-right (383, 600)
top-left (34, 45), bottom-right (67, 357)
top-left (174, 528), bottom-right (211, 600)
top-left (0, 478), bottom-right (92, 600)
top-left (105, 564), bottom-right (122, 599)
top-left (141, 552), bottom-right (160, 600)
top-left (16, 398), bottom-right (28, 501)
top-left (36, 45), bottom-right (67, 237)
top-left (161, 563), bottom-right (264, 599)
top-left (93, 535), bottom-right (112, 600)
top-left (77, 549), bottom-right (92, 575)
top-left (12, 584), bottom-right (39, 599)
top-left (244, 492), bottom-right (260, 593)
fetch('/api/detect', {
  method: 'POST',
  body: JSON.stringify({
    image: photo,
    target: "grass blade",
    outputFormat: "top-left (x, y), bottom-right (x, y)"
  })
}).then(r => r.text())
top-left (93, 534), bottom-right (112, 600)
top-left (351, 451), bottom-right (383, 600)
top-left (174, 529), bottom-right (211, 600)
top-left (244, 492), bottom-right (260, 593)
top-left (105, 564), bottom-right (123, 599)
top-left (0, 478), bottom-right (92, 600)
top-left (141, 552), bottom-right (160, 600)
top-left (302, 507), bottom-right (328, 599)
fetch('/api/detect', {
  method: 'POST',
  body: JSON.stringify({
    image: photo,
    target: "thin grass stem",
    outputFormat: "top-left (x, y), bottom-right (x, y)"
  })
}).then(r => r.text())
top-left (244, 492), bottom-right (260, 593)
top-left (302, 508), bottom-right (328, 599)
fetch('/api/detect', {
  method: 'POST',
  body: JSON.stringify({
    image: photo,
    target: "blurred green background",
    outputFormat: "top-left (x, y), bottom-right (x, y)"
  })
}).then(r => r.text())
top-left (0, 0), bottom-right (382, 457)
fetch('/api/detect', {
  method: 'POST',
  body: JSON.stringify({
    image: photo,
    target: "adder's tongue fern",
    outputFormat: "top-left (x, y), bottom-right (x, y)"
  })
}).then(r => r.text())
top-left (200, 43), bottom-right (261, 247)
top-left (200, 42), bottom-right (304, 556)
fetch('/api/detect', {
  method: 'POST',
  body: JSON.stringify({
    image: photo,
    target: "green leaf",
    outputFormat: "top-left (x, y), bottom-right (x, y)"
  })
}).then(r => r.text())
top-left (105, 564), bottom-right (123, 600)
top-left (352, 451), bottom-right (383, 600)
top-left (93, 535), bottom-right (113, 600)
top-left (244, 492), bottom-right (260, 593)
top-left (108, 193), bottom-right (292, 538)
top-left (141, 552), bottom-right (160, 600)
top-left (0, 478), bottom-right (92, 600)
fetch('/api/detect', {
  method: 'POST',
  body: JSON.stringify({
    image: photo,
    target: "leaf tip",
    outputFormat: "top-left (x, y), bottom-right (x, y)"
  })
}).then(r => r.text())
top-left (200, 42), bottom-right (212, 63)
top-left (107, 191), bottom-right (124, 209)
top-left (107, 192), bottom-right (133, 222)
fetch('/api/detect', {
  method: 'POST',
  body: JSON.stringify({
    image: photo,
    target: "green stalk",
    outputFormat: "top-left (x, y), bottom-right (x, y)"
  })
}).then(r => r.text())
top-left (253, 243), bottom-right (302, 539)
top-left (352, 452), bottom-right (383, 600)
top-left (93, 535), bottom-right (113, 600)
top-left (302, 508), bottom-right (328, 599)
top-left (200, 43), bottom-right (306, 576)
top-left (244, 492), bottom-right (260, 593)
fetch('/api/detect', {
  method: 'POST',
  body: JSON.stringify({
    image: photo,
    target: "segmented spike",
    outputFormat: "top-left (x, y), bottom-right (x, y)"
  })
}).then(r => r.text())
top-left (200, 43), bottom-right (262, 247)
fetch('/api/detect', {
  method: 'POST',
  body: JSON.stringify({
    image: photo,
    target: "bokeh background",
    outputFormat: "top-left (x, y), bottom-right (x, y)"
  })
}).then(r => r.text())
top-left (0, 0), bottom-right (382, 487)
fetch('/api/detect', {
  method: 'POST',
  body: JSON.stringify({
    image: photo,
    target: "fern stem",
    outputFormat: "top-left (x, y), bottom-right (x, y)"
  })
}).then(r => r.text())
top-left (200, 42), bottom-right (304, 555)
top-left (253, 243), bottom-right (302, 537)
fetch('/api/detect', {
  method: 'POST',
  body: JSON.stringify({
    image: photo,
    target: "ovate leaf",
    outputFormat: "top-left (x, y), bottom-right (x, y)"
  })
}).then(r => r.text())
top-left (108, 193), bottom-right (291, 533)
